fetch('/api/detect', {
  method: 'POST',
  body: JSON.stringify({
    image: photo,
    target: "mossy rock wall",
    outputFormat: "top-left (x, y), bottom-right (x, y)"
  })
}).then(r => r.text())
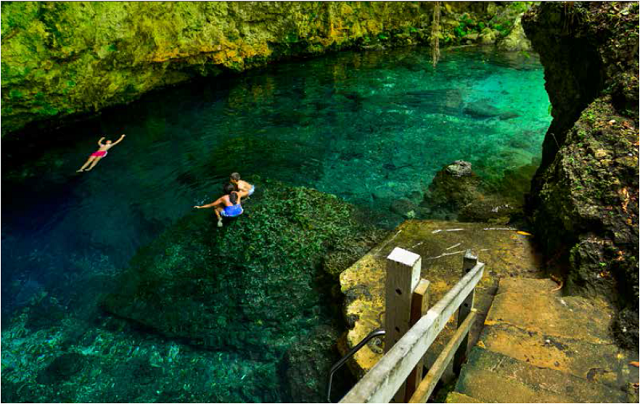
top-left (2, 1), bottom-right (530, 136)
top-left (522, 2), bottom-right (639, 348)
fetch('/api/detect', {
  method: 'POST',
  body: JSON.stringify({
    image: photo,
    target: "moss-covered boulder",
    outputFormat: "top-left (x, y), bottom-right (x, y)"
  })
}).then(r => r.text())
top-left (102, 179), bottom-right (386, 360)
top-left (523, 2), bottom-right (639, 348)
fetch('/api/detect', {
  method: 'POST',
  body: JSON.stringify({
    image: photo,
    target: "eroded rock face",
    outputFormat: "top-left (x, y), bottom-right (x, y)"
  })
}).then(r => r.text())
top-left (1, 2), bottom-right (531, 136)
top-left (522, 2), bottom-right (639, 348)
top-left (1, 2), bottom-right (435, 135)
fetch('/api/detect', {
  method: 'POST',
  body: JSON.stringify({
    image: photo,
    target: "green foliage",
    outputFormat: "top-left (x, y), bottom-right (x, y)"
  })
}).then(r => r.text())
top-left (286, 32), bottom-right (299, 43)
top-left (454, 25), bottom-right (467, 37)
top-left (9, 89), bottom-right (23, 100)
top-left (378, 33), bottom-right (389, 40)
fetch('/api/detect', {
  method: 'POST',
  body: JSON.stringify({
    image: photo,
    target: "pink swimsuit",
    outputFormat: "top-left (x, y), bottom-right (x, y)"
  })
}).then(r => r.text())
top-left (91, 150), bottom-right (107, 157)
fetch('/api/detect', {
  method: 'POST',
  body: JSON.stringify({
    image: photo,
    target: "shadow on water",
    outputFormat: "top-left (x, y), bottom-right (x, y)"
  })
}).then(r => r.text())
top-left (1, 46), bottom-right (551, 402)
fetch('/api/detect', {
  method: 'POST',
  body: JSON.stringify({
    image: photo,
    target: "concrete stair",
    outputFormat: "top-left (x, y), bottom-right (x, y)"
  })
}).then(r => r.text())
top-left (447, 278), bottom-right (639, 403)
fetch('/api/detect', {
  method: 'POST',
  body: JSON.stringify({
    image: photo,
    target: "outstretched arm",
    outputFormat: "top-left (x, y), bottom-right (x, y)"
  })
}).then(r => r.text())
top-left (111, 134), bottom-right (126, 146)
top-left (98, 137), bottom-right (105, 146)
top-left (194, 196), bottom-right (224, 209)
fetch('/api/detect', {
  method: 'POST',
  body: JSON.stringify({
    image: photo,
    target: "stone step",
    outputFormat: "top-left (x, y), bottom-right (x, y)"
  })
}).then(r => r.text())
top-left (481, 278), bottom-right (638, 391)
top-left (450, 277), bottom-right (639, 403)
top-left (445, 391), bottom-right (483, 403)
top-left (455, 347), bottom-right (629, 403)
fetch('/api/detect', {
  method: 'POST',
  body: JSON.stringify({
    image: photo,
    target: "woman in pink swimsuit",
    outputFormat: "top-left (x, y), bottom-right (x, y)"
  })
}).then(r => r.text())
top-left (77, 134), bottom-right (126, 172)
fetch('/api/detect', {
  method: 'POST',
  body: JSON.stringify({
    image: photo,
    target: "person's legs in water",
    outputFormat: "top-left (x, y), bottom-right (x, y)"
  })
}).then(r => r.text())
top-left (85, 156), bottom-right (103, 171)
top-left (77, 156), bottom-right (96, 172)
top-left (214, 206), bottom-right (224, 227)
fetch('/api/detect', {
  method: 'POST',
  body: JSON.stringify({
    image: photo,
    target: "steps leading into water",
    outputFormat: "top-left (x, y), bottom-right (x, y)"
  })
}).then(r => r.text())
top-left (338, 220), bottom-right (544, 379)
top-left (448, 278), bottom-right (639, 403)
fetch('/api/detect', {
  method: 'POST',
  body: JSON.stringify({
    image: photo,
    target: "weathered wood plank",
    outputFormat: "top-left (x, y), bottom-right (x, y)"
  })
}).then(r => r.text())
top-left (405, 279), bottom-right (431, 402)
top-left (408, 310), bottom-right (478, 403)
top-left (384, 247), bottom-right (422, 401)
top-left (340, 262), bottom-right (485, 403)
top-left (454, 250), bottom-right (478, 375)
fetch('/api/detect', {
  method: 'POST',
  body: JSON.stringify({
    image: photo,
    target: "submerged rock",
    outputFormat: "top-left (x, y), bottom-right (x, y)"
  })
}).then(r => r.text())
top-left (390, 198), bottom-right (418, 219)
top-left (102, 179), bottom-right (386, 359)
top-left (463, 99), bottom-right (520, 121)
top-left (36, 353), bottom-right (87, 384)
top-left (282, 325), bottom-right (353, 403)
top-left (458, 196), bottom-right (522, 225)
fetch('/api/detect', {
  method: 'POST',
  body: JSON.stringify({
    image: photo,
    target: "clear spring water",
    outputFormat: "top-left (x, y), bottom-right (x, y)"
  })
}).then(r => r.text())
top-left (1, 46), bottom-right (551, 402)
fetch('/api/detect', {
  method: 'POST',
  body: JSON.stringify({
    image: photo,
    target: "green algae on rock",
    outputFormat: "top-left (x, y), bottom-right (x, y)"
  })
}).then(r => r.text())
top-left (522, 2), bottom-right (639, 348)
top-left (1, 2), bottom-right (533, 136)
top-left (99, 178), bottom-right (385, 401)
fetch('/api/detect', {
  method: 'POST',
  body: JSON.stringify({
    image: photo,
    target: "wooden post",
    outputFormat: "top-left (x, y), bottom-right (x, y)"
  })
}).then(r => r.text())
top-left (453, 250), bottom-right (477, 375)
top-left (341, 262), bottom-right (485, 404)
top-left (385, 247), bottom-right (422, 402)
top-left (404, 279), bottom-right (430, 402)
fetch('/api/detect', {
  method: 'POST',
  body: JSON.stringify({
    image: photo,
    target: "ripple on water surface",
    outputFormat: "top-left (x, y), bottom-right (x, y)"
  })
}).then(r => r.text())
top-left (1, 46), bottom-right (551, 402)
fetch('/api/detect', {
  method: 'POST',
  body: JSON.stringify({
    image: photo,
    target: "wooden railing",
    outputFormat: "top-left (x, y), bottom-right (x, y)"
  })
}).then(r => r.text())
top-left (339, 247), bottom-right (484, 403)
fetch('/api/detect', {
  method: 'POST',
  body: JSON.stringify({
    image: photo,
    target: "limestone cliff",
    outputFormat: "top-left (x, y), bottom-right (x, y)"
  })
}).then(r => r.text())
top-left (522, 2), bottom-right (639, 348)
top-left (1, 1), bottom-right (529, 136)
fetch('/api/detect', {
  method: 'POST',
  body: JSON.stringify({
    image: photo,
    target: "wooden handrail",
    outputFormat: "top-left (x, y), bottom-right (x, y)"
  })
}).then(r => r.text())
top-left (408, 310), bottom-right (477, 403)
top-left (340, 261), bottom-right (484, 403)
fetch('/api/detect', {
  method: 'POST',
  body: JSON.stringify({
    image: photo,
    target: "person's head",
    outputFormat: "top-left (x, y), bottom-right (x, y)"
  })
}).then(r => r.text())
top-left (223, 183), bottom-right (235, 194)
top-left (106, 140), bottom-right (112, 144)
top-left (230, 172), bottom-right (241, 184)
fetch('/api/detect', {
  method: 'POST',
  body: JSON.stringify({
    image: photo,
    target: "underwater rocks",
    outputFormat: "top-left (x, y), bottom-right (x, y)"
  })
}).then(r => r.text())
top-left (463, 99), bottom-right (520, 120)
top-left (422, 160), bottom-right (526, 225)
top-left (102, 179), bottom-right (386, 358)
top-left (36, 353), bottom-right (87, 384)
top-left (523, 2), bottom-right (639, 348)
top-left (282, 325), bottom-right (354, 403)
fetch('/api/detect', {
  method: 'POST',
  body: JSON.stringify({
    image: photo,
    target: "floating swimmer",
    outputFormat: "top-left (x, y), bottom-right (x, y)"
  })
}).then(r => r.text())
top-left (76, 134), bottom-right (126, 172)
top-left (194, 183), bottom-right (243, 227)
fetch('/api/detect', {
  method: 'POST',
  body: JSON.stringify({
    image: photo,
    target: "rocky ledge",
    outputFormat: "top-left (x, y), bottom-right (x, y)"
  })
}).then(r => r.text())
top-left (522, 2), bottom-right (639, 349)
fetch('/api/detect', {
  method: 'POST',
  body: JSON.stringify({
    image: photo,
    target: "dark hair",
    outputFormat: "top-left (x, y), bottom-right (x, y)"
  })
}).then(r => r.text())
top-left (224, 183), bottom-right (238, 204)
top-left (230, 172), bottom-right (241, 181)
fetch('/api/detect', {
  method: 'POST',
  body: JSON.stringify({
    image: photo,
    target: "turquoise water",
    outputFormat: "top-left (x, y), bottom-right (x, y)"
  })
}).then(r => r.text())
top-left (1, 46), bottom-right (551, 402)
